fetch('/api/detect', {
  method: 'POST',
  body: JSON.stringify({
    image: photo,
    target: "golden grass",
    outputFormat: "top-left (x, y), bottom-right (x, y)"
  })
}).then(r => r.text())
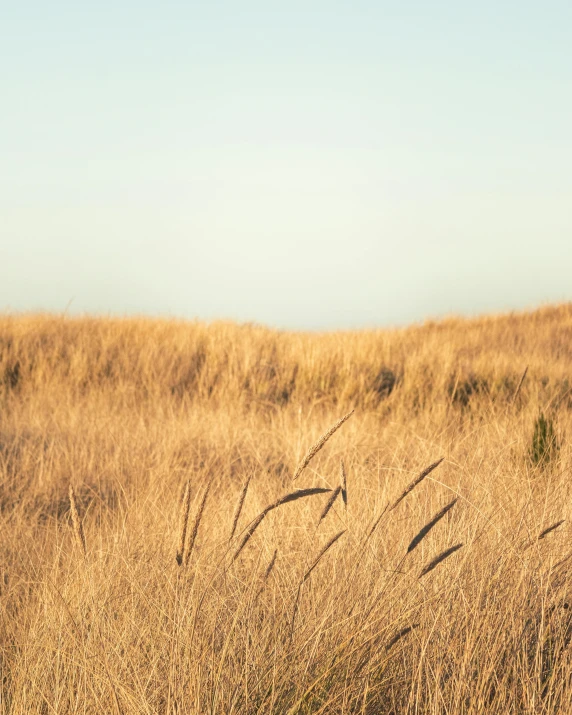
top-left (1, 304), bottom-right (572, 713)
top-left (176, 480), bottom-right (191, 566)
top-left (68, 483), bottom-right (87, 559)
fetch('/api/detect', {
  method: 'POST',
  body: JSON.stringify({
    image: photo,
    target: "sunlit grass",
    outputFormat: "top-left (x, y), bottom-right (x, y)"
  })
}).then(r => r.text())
top-left (1, 304), bottom-right (571, 713)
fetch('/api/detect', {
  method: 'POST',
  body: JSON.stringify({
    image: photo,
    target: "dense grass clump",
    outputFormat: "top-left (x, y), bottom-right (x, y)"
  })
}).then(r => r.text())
top-left (0, 305), bottom-right (572, 713)
top-left (530, 411), bottom-right (560, 468)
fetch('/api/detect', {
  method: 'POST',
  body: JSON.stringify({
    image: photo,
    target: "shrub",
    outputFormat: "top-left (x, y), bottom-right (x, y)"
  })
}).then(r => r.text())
top-left (529, 411), bottom-right (560, 468)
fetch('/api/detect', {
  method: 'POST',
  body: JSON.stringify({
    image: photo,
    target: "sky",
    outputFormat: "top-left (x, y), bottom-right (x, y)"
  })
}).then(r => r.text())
top-left (1, 1), bottom-right (571, 330)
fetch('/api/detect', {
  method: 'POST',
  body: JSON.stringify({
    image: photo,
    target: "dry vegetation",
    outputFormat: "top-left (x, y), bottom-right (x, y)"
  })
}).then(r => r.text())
top-left (1, 304), bottom-right (572, 713)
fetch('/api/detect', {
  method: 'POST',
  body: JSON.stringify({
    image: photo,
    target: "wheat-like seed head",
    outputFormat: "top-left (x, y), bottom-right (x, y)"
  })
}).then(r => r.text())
top-left (340, 459), bottom-right (347, 509)
top-left (183, 482), bottom-right (211, 566)
top-left (232, 510), bottom-right (269, 563)
top-left (69, 483), bottom-right (86, 558)
top-left (364, 459), bottom-right (444, 545)
top-left (229, 475), bottom-right (251, 542)
top-left (176, 481), bottom-right (191, 566)
top-left (407, 497), bottom-right (458, 554)
top-left (386, 623), bottom-right (419, 651)
top-left (389, 458), bottom-right (444, 512)
top-left (419, 543), bottom-right (463, 578)
top-left (302, 530), bottom-right (345, 583)
top-left (538, 520), bottom-right (565, 540)
top-left (364, 505), bottom-right (388, 543)
top-left (317, 486), bottom-right (341, 527)
top-left (292, 410), bottom-right (354, 481)
top-left (269, 487), bottom-right (332, 510)
top-left (552, 550), bottom-right (572, 572)
top-left (255, 549), bottom-right (279, 600)
top-left (263, 549), bottom-right (278, 581)
top-left (523, 519), bottom-right (565, 551)
top-left (512, 365), bottom-right (528, 403)
top-left (232, 488), bottom-right (332, 563)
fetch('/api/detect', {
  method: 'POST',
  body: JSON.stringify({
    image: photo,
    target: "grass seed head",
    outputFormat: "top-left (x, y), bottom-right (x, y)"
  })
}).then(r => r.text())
top-left (386, 624), bottom-right (419, 651)
top-left (176, 480), bottom-right (191, 565)
top-left (270, 487), bottom-right (332, 510)
top-left (419, 543), bottom-right (463, 578)
top-left (292, 410), bottom-right (354, 481)
top-left (232, 510), bottom-right (269, 563)
top-left (229, 474), bottom-right (251, 542)
top-left (317, 486), bottom-right (341, 527)
top-left (538, 520), bottom-right (565, 540)
top-left (183, 481), bottom-right (211, 566)
top-left (302, 530), bottom-right (345, 583)
top-left (407, 497), bottom-right (458, 554)
top-left (340, 459), bottom-right (347, 509)
top-left (390, 458), bottom-right (444, 512)
top-left (69, 483), bottom-right (87, 558)
top-left (232, 488), bottom-right (332, 563)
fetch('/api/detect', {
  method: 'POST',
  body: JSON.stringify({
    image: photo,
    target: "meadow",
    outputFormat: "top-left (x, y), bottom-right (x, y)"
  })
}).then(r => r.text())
top-left (1, 304), bottom-right (572, 713)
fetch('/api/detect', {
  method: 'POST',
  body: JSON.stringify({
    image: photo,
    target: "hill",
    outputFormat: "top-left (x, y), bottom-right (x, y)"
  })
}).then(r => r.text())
top-left (1, 305), bottom-right (571, 713)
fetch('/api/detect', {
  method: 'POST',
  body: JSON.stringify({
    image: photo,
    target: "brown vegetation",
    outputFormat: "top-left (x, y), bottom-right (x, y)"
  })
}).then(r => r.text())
top-left (1, 304), bottom-right (572, 712)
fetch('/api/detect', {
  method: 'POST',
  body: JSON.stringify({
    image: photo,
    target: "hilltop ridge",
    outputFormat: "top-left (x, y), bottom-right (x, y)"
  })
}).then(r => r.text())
top-left (2, 302), bottom-right (571, 412)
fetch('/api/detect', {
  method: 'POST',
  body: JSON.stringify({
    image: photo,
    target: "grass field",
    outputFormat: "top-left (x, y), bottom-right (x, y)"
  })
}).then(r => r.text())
top-left (1, 304), bottom-right (572, 713)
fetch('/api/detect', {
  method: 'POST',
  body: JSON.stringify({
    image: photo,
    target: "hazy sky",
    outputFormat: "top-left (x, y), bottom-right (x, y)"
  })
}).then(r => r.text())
top-left (2, 1), bottom-right (571, 329)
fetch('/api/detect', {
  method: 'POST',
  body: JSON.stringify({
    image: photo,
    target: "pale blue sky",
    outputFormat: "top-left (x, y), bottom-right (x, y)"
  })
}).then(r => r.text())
top-left (1, 1), bottom-right (571, 329)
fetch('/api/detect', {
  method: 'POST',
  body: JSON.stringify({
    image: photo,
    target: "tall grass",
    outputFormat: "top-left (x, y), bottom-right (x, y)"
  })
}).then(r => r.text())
top-left (1, 305), bottom-right (572, 713)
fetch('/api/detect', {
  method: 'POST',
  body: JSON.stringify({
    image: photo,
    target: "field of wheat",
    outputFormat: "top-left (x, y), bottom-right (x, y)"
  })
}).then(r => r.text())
top-left (1, 305), bottom-right (572, 713)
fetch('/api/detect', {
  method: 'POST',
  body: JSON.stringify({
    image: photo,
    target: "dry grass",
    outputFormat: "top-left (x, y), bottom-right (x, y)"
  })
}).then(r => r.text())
top-left (176, 480), bottom-right (191, 566)
top-left (68, 483), bottom-right (87, 559)
top-left (1, 304), bottom-right (572, 713)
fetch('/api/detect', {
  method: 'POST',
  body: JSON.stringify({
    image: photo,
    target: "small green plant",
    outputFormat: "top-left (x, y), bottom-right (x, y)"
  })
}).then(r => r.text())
top-left (529, 411), bottom-right (559, 468)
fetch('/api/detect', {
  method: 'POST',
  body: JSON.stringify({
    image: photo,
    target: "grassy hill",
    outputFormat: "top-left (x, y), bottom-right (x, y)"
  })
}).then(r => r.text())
top-left (1, 305), bottom-right (572, 713)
